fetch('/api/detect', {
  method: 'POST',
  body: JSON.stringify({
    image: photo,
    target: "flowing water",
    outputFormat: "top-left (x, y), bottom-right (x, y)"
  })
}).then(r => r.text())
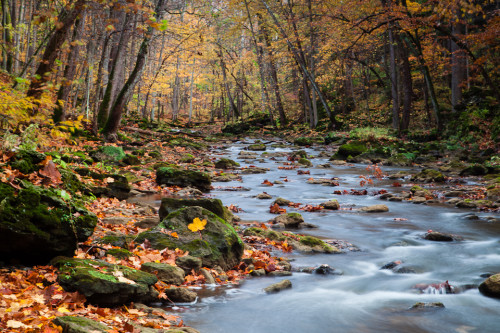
top-left (162, 140), bottom-right (500, 333)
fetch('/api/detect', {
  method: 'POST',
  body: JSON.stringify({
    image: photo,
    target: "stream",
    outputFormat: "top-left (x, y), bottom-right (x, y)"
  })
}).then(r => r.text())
top-left (166, 140), bottom-right (499, 332)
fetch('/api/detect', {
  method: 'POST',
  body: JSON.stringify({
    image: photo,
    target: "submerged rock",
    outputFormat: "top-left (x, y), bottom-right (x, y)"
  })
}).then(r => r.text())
top-left (411, 169), bottom-right (446, 183)
top-left (424, 231), bottom-right (455, 242)
top-left (409, 302), bottom-right (445, 310)
top-left (137, 206), bottom-right (243, 270)
top-left (156, 167), bottom-right (211, 192)
top-left (479, 273), bottom-right (500, 299)
top-left (264, 279), bottom-right (292, 293)
top-left (359, 204), bottom-right (389, 213)
top-left (53, 257), bottom-right (159, 307)
top-left (0, 182), bottom-right (97, 265)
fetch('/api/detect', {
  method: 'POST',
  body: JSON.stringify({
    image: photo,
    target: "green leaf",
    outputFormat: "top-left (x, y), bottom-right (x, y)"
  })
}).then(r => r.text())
top-left (58, 190), bottom-right (71, 201)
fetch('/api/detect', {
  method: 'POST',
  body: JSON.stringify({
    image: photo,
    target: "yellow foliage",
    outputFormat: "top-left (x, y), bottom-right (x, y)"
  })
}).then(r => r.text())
top-left (188, 217), bottom-right (207, 232)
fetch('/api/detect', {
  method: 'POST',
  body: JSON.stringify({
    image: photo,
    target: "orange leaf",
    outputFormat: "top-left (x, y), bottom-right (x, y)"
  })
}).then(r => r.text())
top-left (188, 217), bottom-right (207, 232)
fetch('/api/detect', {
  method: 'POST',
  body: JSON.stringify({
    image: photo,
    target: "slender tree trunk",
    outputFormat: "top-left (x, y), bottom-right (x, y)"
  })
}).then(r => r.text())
top-left (27, 0), bottom-right (86, 105)
top-left (388, 28), bottom-right (399, 130)
top-left (218, 47), bottom-right (239, 119)
top-left (188, 58), bottom-right (195, 124)
top-left (54, 14), bottom-right (86, 122)
top-left (399, 35), bottom-right (412, 131)
top-left (451, 20), bottom-right (466, 112)
top-left (102, 0), bottom-right (166, 140)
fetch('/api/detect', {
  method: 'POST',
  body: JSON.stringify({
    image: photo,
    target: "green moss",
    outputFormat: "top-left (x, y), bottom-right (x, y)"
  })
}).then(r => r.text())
top-left (332, 141), bottom-right (367, 159)
top-left (105, 248), bottom-right (134, 259)
top-left (53, 316), bottom-right (110, 333)
top-left (248, 143), bottom-right (266, 151)
top-left (298, 158), bottom-right (312, 166)
top-left (410, 185), bottom-right (423, 192)
top-left (180, 154), bottom-right (195, 163)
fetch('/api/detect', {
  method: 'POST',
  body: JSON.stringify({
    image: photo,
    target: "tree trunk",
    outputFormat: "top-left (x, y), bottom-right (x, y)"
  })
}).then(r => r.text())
top-left (451, 20), bottom-right (466, 112)
top-left (399, 35), bottom-right (412, 131)
top-left (102, 0), bottom-right (166, 141)
top-left (388, 28), bottom-right (400, 131)
top-left (54, 14), bottom-right (86, 122)
top-left (27, 0), bottom-right (86, 105)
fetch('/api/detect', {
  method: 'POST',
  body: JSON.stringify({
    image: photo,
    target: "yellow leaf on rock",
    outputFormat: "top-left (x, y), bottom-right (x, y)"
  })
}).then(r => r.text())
top-left (188, 217), bottom-right (207, 232)
top-left (57, 307), bottom-right (71, 313)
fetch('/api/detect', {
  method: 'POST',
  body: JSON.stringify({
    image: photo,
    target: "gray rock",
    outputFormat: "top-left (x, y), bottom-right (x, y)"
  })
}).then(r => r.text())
top-left (251, 268), bottom-right (266, 276)
top-left (412, 197), bottom-right (427, 204)
top-left (479, 273), bottom-right (500, 299)
top-left (271, 213), bottom-right (305, 228)
top-left (164, 287), bottom-right (197, 303)
top-left (135, 217), bottom-right (160, 229)
top-left (240, 167), bottom-right (269, 174)
top-left (256, 192), bottom-right (273, 199)
top-left (200, 268), bottom-right (216, 284)
top-left (141, 262), bottom-right (185, 285)
top-left (321, 199), bottom-right (340, 210)
top-left (359, 204), bottom-right (389, 213)
top-left (176, 255), bottom-right (203, 274)
top-left (264, 279), bottom-right (292, 293)
top-left (102, 216), bottom-right (131, 225)
top-left (156, 167), bottom-right (211, 192)
top-left (424, 231), bottom-right (454, 242)
top-left (267, 271), bottom-right (293, 277)
top-left (273, 197), bottom-right (291, 206)
top-left (410, 302), bottom-right (445, 310)
top-left (388, 196), bottom-right (403, 202)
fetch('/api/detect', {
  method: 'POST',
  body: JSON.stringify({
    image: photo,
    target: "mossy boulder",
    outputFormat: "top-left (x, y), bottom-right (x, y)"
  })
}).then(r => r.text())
top-left (123, 153), bottom-right (141, 166)
top-left (105, 248), bottom-right (134, 259)
top-left (411, 169), bottom-right (446, 183)
top-left (74, 168), bottom-right (131, 200)
top-left (141, 262), bottom-right (185, 285)
top-left (53, 257), bottom-right (159, 306)
top-left (180, 154), bottom-right (195, 163)
top-left (331, 141), bottom-right (367, 160)
top-left (294, 137), bottom-right (314, 146)
top-left (156, 167), bottom-right (211, 192)
top-left (247, 143), bottom-right (266, 151)
top-left (159, 197), bottom-right (233, 222)
top-left (479, 273), bottom-right (500, 299)
top-left (52, 316), bottom-right (110, 333)
top-left (90, 146), bottom-right (125, 163)
top-left (8, 149), bottom-right (46, 174)
top-left (271, 212), bottom-right (305, 228)
top-left (0, 182), bottom-right (97, 265)
top-left (298, 158), bottom-right (312, 166)
top-left (97, 232), bottom-right (135, 249)
top-left (460, 164), bottom-right (488, 176)
top-left (136, 206), bottom-right (244, 270)
top-left (214, 158), bottom-right (240, 169)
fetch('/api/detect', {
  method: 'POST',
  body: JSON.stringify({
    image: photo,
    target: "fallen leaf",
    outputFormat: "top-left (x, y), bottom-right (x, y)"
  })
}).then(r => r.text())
top-left (188, 217), bottom-right (207, 232)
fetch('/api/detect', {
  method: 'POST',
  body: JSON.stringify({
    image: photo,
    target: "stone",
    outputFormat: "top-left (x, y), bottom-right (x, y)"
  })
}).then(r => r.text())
top-left (214, 158), bottom-right (240, 169)
top-left (479, 273), bottom-right (500, 299)
top-left (0, 182), bottom-right (97, 265)
top-left (460, 164), bottom-right (488, 176)
top-left (8, 149), bottom-right (46, 174)
top-left (267, 271), bottom-right (292, 277)
top-left (53, 257), bottom-right (159, 307)
top-left (247, 144), bottom-right (266, 151)
top-left (331, 141), bottom-right (367, 160)
top-left (200, 268), bottom-right (216, 284)
top-left (141, 262), bottom-right (185, 285)
top-left (320, 200), bottom-right (340, 210)
top-left (359, 204), bottom-right (389, 213)
top-left (273, 197), bottom-right (291, 206)
top-left (156, 167), bottom-right (211, 192)
top-left (250, 268), bottom-right (266, 276)
top-left (256, 192), bottom-right (272, 199)
top-left (175, 187), bottom-right (204, 197)
top-left (294, 137), bottom-right (314, 146)
top-left (105, 248), bottom-right (134, 259)
top-left (176, 255), bottom-right (203, 274)
top-left (411, 169), bottom-right (446, 183)
top-left (306, 178), bottom-right (339, 186)
top-left (412, 197), bottom-right (427, 204)
top-left (136, 207), bottom-right (244, 270)
top-left (159, 197), bottom-right (233, 223)
top-left (134, 217), bottom-right (160, 229)
top-left (313, 264), bottom-right (336, 275)
top-left (240, 167), bottom-right (269, 174)
top-left (102, 216), bottom-right (131, 225)
top-left (123, 153), bottom-right (141, 166)
top-left (52, 316), bottom-right (110, 333)
top-left (271, 213), bottom-right (305, 228)
top-left (164, 287), bottom-right (197, 303)
top-left (264, 279), bottom-right (292, 293)
top-left (298, 158), bottom-right (312, 166)
top-left (424, 231), bottom-right (454, 242)
top-left (409, 302), bottom-right (445, 310)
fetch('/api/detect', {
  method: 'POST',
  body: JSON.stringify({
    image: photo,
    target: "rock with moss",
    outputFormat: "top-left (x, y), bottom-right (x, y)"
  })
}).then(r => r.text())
top-left (90, 146), bottom-right (126, 163)
top-left (74, 168), bottom-right (131, 200)
top-left (97, 232), bottom-right (135, 249)
top-left (479, 273), bottom-right (500, 299)
top-left (123, 153), bottom-right (141, 166)
top-left (247, 143), bottom-right (266, 151)
top-left (298, 158), bottom-right (312, 166)
top-left (180, 154), bottom-right (195, 163)
top-left (460, 164), bottom-right (488, 176)
top-left (271, 213), bottom-right (305, 228)
top-left (105, 248), bottom-right (134, 259)
top-left (273, 197), bottom-right (291, 206)
top-left (156, 167), bottom-right (211, 192)
top-left (321, 199), bottom-right (340, 210)
top-left (331, 141), bottom-right (367, 160)
top-left (214, 158), bottom-right (240, 169)
top-left (411, 169), bottom-right (446, 183)
top-left (159, 197), bottom-right (233, 223)
top-left (294, 137), bottom-right (314, 146)
top-left (0, 182), bottom-right (97, 265)
top-left (52, 316), bottom-right (110, 333)
top-left (163, 287), bottom-right (197, 303)
top-left (359, 204), bottom-right (389, 213)
top-left (175, 255), bottom-right (202, 274)
top-left (53, 257), bottom-right (159, 306)
top-left (8, 149), bottom-right (46, 174)
top-left (141, 262), bottom-right (185, 285)
top-left (136, 207), bottom-right (244, 270)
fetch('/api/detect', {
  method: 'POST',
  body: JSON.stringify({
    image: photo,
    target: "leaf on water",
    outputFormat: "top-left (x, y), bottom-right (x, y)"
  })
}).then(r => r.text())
top-left (188, 217), bottom-right (207, 232)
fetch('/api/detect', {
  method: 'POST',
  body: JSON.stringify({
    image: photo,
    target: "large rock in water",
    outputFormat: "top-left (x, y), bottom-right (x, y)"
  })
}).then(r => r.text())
top-left (156, 167), bottom-right (211, 192)
top-left (0, 182), bottom-right (97, 265)
top-left (159, 197), bottom-right (233, 222)
top-left (479, 273), bottom-right (500, 299)
top-left (136, 206), bottom-right (244, 270)
top-left (53, 257), bottom-right (159, 307)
